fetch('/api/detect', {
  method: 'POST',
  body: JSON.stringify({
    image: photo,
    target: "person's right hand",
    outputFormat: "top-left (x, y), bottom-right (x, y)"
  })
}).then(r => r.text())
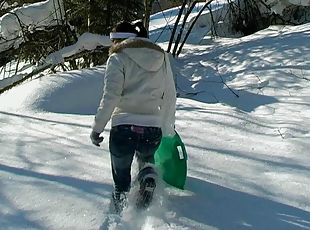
top-left (90, 131), bottom-right (104, 147)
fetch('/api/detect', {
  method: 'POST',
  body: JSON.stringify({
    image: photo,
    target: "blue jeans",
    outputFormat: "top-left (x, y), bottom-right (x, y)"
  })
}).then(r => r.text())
top-left (109, 125), bottom-right (162, 193)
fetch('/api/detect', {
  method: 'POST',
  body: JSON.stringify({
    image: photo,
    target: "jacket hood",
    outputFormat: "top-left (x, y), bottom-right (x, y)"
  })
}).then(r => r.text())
top-left (109, 38), bottom-right (165, 72)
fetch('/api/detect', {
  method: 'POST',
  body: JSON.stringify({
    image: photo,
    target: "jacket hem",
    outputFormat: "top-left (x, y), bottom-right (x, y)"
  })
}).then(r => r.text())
top-left (111, 113), bottom-right (161, 128)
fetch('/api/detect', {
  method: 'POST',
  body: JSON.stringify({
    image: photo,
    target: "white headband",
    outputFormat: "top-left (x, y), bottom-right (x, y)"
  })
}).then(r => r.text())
top-left (110, 32), bottom-right (137, 39)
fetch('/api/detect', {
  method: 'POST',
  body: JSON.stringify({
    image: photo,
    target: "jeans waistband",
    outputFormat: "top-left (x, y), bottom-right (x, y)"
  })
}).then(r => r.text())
top-left (112, 125), bottom-right (161, 134)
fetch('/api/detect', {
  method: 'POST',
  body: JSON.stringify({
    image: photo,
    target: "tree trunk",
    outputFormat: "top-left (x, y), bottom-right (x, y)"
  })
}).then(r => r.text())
top-left (172, 1), bottom-right (198, 57)
top-left (143, 0), bottom-right (154, 33)
top-left (167, 0), bottom-right (187, 53)
top-left (176, 0), bottom-right (214, 57)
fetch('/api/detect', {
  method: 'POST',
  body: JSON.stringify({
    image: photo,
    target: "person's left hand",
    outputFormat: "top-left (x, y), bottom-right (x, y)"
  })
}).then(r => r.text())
top-left (90, 131), bottom-right (104, 146)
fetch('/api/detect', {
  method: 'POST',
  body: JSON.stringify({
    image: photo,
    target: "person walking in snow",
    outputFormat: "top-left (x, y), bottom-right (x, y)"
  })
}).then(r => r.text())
top-left (90, 21), bottom-right (176, 213)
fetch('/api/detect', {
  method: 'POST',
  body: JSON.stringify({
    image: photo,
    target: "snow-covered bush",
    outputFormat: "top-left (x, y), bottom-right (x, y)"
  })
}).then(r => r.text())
top-left (263, 0), bottom-right (310, 25)
top-left (0, 0), bottom-right (65, 51)
top-left (220, 0), bottom-right (310, 37)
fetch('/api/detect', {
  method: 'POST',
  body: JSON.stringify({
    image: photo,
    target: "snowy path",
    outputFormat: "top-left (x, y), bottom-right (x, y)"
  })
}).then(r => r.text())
top-left (1, 22), bottom-right (310, 230)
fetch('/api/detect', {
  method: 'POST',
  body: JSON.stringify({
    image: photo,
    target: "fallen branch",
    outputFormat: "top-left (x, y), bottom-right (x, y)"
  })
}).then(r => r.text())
top-left (214, 63), bottom-right (239, 98)
top-left (289, 69), bottom-right (310, 81)
top-left (277, 128), bottom-right (285, 139)
top-left (0, 45), bottom-right (108, 94)
top-left (0, 62), bottom-right (53, 95)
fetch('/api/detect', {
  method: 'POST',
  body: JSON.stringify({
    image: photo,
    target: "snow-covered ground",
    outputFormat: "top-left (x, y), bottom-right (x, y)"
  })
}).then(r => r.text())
top-left (1, 4), bottom-right (310, 230)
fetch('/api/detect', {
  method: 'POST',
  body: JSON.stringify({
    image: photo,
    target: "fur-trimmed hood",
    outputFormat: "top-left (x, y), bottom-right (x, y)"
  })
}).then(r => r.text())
top-left (109, 38), bottom-right (165, 72)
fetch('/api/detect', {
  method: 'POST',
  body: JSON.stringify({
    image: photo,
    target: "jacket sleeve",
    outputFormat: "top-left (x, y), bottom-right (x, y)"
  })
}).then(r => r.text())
top-left (161, 52), bottom-right (177, 136)
top-left (92, 54), bottom-right (124, 133)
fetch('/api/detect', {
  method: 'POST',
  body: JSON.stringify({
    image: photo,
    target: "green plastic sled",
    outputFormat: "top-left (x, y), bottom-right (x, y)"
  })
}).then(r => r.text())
top-left (154, 132), bottom-right (187, 189)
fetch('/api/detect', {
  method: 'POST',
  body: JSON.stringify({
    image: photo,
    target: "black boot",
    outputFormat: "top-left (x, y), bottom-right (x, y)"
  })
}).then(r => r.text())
top-left (111, 191), bottom-right (127, 214)
top-left (136, 165), bottom-right (157, 209)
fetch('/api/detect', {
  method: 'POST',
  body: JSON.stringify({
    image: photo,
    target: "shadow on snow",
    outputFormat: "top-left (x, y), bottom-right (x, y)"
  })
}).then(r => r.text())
top-left (169, 176), bottom-right (310, 230)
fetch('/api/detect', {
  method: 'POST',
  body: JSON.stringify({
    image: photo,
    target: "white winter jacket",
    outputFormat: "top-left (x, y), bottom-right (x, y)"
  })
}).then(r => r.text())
top-left (92, 38), bottom-right (176, 136)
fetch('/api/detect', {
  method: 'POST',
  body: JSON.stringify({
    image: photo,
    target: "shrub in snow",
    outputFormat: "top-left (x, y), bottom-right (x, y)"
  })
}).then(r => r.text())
top-left (0, 0), bottom-right (64, 42)
top-left (224, 0), bottom-right (310, 37)
top-left (265, 0), bottom-right (310, 24)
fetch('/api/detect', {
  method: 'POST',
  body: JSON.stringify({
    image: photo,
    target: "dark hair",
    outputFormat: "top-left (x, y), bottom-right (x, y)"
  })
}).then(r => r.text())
top-left (112, 21), bottom-right (148, 38)
top-left (133, 21), bottom-right (148, 38)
